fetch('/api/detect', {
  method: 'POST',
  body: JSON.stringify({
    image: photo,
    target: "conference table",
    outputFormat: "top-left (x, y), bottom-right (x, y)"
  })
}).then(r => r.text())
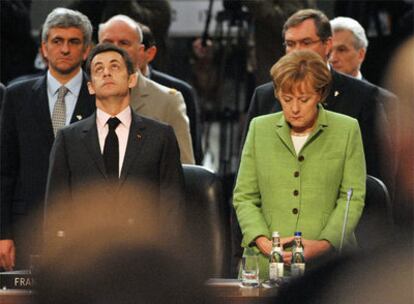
top-left (206, 279), bottom-right (279, 304)
top-left (0, 278), bottom-right (280, 304)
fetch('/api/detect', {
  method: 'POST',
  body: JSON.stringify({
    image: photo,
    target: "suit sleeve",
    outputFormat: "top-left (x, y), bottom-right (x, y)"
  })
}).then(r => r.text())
top-left (159, 126), bottom-right (185, 237)
top-left (164, 91), bottom-right (195, 164)
top-left (233, 119), bottom-right (270, 248)
top-left (44, 129), bottom-right (71, 228)
top-left (0, 90), bottom-right (19, 239)
top-left (318, 120), bottom-right (366, 248)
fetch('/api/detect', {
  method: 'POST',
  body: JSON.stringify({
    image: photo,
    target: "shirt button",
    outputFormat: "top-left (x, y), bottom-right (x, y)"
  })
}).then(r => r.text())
top-left (293, 190), bottom-right (299, 196)
top-left (292, 208), bottom-right (299, 214)
top-left (298, 155), bottom-right (305, 162)
top-left (294, 171), bottom-right (299, 177)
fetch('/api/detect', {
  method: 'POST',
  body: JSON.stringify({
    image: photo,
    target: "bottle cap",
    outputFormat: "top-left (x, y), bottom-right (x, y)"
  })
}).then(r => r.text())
top-left (294, 231), bottom-right (302, 236)
top-left (272, 231), bottom-right (280, 237)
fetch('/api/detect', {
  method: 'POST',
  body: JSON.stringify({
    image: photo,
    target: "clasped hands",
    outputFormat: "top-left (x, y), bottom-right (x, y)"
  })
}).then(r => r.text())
top-left (255, 235), bottom-right (332, 265)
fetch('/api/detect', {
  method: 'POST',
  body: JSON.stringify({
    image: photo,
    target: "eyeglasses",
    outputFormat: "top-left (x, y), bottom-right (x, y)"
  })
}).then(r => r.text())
top-left (283, 38), bottom-right (323, 49)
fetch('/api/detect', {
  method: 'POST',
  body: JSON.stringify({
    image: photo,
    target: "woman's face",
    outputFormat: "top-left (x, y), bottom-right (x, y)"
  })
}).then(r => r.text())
top-left (277, 81), bottom-right (321, 134)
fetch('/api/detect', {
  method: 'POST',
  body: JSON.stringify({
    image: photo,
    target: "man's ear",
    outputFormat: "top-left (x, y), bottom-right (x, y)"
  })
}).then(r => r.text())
top-left (87, 81), bottom-right (96, 95)
top-left (128, 72), bottom-right (138, 88)
top-left (145, 46), bottom-right (157, 64)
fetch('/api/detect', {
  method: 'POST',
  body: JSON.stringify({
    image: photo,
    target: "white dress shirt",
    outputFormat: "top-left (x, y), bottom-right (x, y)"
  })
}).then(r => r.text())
top-left (96, 106), bottom-right (131, 177)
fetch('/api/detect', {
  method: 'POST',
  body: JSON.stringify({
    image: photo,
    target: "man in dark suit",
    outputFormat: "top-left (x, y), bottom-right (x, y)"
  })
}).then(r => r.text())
top-left (44, 43), bottom-right (184, 243)
top-left (0, 8), bottom-right (95, 270)
top-left (139, 24), bottom-right (203, 165)
top-left (232, 9), bottom-right (392, 276)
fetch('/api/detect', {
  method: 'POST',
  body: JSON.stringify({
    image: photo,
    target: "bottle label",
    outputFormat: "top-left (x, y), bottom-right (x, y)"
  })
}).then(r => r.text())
top-left (291, 263), bottom-right (305, 277)
top-left (269, 262), bottom-right (284, 280)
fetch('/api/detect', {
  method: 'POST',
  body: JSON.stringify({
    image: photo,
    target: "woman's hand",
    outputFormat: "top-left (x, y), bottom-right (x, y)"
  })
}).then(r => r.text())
top-left (254, 236), bottom-right (272, 256)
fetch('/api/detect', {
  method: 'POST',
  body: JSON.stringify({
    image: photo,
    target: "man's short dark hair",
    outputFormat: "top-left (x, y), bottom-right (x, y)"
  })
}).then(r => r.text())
top-left (140, 24), bottom-right (156, 50)
top-left (282, 9), bottom-right (332, 42)
top-left (85, 43), bottom-right (135, 77)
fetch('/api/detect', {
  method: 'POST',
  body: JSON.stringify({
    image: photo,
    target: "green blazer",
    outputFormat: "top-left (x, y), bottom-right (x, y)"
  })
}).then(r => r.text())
top-left (233, 105), bottom-right (366, 279)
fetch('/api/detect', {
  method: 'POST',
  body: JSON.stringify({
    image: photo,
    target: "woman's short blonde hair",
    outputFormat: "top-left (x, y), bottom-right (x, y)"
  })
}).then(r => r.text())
top-left (270, 50), bottom-right (331, 102)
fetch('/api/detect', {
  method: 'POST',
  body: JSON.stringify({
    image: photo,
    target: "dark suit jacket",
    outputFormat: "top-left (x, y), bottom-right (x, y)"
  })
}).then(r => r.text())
top-left (0, 73), bottom-right (95, 240)
top-left (44, 109), bottom-right (185, 237)
top-left (150, 67), bottom-right (203, 165)
top-left (0, 82), bottom-right (5, 110)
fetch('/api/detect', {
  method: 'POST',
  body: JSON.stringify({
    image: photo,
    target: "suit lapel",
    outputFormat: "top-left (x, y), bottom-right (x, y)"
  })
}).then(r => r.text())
top-left (275, 115), bottom-right (296, 156)
top-left (324, 69), bottom-right (343, 109)
top-left (81, 113), bottom-right (107, 178)
top-left (70, 72), bottom-right (95, 123)
top-left (119, 109), bottom-right (146, 185)
top-left (31, 75), bottom-right (55, 147)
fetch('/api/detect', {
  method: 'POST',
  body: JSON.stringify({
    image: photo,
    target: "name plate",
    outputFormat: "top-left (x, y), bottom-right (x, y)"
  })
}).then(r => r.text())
top-left (0, 270), bottom-right (34, 290)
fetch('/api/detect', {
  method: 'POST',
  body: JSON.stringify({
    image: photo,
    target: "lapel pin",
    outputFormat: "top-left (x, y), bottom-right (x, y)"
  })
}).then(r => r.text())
top-left (137, 134), bottom-right (142, 140)
top-left (76, 115), bottom-right (83, 120)
top-left (334, 91), bottom-right (339, 97)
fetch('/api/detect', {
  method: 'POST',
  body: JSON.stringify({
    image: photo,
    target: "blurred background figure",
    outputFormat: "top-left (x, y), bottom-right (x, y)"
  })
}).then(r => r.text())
top-left (382, 36), bottom-right (414, 231)
top-left (241, 0), bottom-right (316, 86)
top-left (0, 0), bottom-right (37, 84)
top-left (39, 182), bottom-right (211, 304)
top-left (69, 0), bottom-right (172, 70)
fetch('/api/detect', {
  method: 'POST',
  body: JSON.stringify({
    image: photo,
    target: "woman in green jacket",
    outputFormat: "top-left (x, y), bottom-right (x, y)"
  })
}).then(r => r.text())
top-left (233, 50), bottom-right (366, 280)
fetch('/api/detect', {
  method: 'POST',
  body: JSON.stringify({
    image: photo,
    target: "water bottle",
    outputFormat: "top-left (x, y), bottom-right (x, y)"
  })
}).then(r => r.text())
top-left (269, 231), bottom-right (284, 283)
top-left (290, 231), bottom-right (305, 277)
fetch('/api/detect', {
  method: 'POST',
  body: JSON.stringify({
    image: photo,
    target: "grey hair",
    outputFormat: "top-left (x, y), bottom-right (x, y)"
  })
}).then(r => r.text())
top-left (330, 17), bottom-right (368, 50)
top-left (42, 7), bottom-right (92, 46)
top-left (98, 15), bottom-right (143, 44)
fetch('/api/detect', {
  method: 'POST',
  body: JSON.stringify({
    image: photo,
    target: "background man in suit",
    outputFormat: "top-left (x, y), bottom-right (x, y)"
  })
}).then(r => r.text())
top-left (45, 43), bottom-right (185, 241)
top-left (139, 24), bottom-right (203, 165)
top-left (232, 8), bottom-right (392, 276)
top-left (0, 8), bottom-right (95, 270)
top-left (329, 16), bottom-right (368, 79)
top-left (98, 15), bottom-right (195, 164)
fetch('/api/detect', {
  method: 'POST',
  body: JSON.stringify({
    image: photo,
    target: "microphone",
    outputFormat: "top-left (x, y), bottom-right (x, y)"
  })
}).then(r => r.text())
top-left (339, 188), bottom-right (353, 254)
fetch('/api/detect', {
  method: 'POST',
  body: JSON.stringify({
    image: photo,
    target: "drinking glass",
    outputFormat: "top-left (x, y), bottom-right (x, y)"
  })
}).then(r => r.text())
top-left (241, 247), bottom-right (259, 288)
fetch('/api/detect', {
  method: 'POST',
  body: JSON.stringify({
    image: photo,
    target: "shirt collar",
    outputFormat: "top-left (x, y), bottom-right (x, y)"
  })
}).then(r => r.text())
top-left (47, 69), bottom-right (83, 97)
top-left (96, 106), bottom-right (132, 129)
top-left (355, 71), bottom-right (363, 80)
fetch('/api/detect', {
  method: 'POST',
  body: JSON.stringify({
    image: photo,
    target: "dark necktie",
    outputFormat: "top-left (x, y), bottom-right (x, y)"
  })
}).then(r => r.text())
top-left (103, 117), bottom-right (121, 179)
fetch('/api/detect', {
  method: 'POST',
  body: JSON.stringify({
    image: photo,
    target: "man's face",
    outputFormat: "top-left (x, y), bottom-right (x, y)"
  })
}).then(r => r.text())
top-left (87, 51), bottom-right (136, 100)
top-left (284, 18), bottom-right (332, 61)
top-left (42, 27), bottom-right (89, 77)
top-left (99, 20), bottom-right (144, 70)
top-left (329, 30), bottom-right (365, 77)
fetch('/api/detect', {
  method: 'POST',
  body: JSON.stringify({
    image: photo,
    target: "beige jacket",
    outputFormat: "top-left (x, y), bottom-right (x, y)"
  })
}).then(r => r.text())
top-left (130, 72), bottom-right (194, 164)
